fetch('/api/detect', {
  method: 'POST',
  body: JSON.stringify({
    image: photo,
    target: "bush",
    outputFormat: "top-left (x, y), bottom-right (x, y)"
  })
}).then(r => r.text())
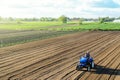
top-left (59, 15), bottom-right (67, 23)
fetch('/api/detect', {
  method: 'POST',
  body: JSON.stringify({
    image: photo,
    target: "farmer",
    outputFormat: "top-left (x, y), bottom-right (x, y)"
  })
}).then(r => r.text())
top-left (85, 52), bottom-right (90, 58)
top-left (84, 52), bottom-right (90, 64)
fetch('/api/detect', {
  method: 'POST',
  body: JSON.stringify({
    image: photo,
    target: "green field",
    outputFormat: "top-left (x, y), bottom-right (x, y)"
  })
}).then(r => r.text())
top-left (0, 21), bottom-right (120, 47)
top-left (0, 21), bottom-right (120, 31)
top-left (0, 21), bottom-right (62, 30)
top-left (0, 21), bottom-right (76, 30)
top-left (55, 22), bottom-right (120, 31)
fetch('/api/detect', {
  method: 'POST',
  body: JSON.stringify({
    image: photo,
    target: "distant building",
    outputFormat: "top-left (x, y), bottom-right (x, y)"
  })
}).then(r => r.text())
top-left (113, 19), bottom-right (120, 22)
top-left (83, 21), bottom-right (95, 23)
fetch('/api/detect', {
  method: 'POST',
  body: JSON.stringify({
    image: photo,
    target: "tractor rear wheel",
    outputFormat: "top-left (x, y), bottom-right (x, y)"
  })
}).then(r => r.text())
top-left (87, 66), bottom-right (91, 71)
top-left (91, 62), bottom-right (94, 68)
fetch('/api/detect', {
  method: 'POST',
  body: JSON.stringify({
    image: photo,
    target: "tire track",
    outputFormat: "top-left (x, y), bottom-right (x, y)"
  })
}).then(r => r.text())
top-left (0, 31), bottom-right (120, 80)
top-left (34, 32), bottom-right (118, 79)
top-left (0, 31), bottom-right (104, 79)
top-left (7, 31), bottom-right (110, 79)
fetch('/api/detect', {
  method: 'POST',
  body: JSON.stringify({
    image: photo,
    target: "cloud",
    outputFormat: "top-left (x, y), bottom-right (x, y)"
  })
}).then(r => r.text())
top-left (0, 0), bottom-right (119, 18)
top-left (113, 0), bottom-right (120, 5)
top-left (91, 0), bottom-right (120, 8)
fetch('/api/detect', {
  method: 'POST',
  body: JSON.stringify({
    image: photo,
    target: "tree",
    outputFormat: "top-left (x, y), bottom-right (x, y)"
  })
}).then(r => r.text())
top-left (32, 17), bottom-right (39, 21)
top-left (16, 18), bottom-right (22, 24)
top-left (99, 17), bottom-right (115, 23)
top-left (59, 15), bottom-right (67, 23)
top-left (0, 16), bottom-right (3, 21)
top-left (79, 18), bottom-right (83, 25)
top-left (99, 17), bottom-right (105, 23)
top-left (117, 17), bottom-right (120, 19)
top-left (8, 17), bottom-right (14, 21)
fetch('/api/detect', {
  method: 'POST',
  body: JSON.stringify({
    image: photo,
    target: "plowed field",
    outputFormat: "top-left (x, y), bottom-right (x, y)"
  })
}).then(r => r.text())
top-left (0, 31), bottom-right (120, 80)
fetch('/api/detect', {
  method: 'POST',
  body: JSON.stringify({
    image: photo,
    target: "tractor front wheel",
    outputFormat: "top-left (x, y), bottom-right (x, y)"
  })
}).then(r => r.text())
top-left (76, 65), bottom-right (81, 71)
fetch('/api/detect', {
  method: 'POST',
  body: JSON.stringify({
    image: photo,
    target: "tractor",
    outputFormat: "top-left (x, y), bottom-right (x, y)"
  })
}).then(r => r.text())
top-left (76, 56), bottom-right (95, 71)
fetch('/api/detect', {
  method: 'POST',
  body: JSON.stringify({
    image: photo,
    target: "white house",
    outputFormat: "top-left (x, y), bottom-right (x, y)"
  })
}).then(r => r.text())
top-left (113, 19), bottom-right (120, 22)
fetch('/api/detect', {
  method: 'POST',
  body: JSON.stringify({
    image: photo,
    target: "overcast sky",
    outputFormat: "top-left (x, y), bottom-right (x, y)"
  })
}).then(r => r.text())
top-left (0, 0), bottom-right (120, 18)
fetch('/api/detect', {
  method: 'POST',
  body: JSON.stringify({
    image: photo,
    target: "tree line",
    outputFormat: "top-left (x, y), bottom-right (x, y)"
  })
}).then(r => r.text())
top-left (0, 16), bottom-right (120, 23)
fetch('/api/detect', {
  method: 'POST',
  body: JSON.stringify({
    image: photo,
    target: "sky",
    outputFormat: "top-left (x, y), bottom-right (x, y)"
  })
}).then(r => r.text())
top-left (0, 0), bottom-right (120, 18)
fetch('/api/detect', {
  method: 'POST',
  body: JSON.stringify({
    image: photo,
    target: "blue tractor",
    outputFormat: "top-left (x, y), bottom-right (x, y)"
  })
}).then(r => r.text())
top-left (76, 56), bottom-right (95, 71)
